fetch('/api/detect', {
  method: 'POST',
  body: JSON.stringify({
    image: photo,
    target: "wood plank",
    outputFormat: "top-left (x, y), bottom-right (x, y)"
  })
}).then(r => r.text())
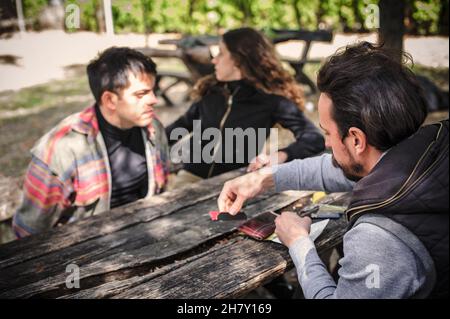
top-left (105, 195), bottom-right (350, 299)
top-left (0, 191), bottom-right (311, 298)
top-left (62, 216), bottom-right (348, 299)
top-left (56, 237), bottom-right (242, 299)
top-left (110, 217), bottom-right (349, 299)
top-left (113, 238), bottom-right (292, 299)
top-left (0, 170), bottom-right (242, 270)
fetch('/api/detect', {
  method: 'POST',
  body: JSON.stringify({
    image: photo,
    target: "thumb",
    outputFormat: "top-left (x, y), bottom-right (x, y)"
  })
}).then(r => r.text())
top-left (229, 195), bottom-right (246, 215)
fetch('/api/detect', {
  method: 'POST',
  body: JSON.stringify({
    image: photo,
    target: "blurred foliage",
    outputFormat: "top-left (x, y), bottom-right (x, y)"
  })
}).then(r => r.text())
top-left (409, 0), bottom-right (442, 34)
top-left (22, 0), bottom-right (48, 29)
top-left (19, 0), bottom-right (448, 35)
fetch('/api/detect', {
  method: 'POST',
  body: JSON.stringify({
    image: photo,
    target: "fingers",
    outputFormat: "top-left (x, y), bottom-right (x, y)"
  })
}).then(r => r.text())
top-left (247, 160), bottom-right (263, 172)
top-left (247, 154), bottom-right (269, 172)
top-left (228, 195), bottom-right (246, 215)
top-left (217, 188), bottom-right (232, 212)
top-left (246, 163), bottom-right (259, 172)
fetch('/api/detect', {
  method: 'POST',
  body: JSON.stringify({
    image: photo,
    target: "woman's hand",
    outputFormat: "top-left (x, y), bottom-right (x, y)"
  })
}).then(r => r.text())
top-left (247, 151), bottom-right (288, 172)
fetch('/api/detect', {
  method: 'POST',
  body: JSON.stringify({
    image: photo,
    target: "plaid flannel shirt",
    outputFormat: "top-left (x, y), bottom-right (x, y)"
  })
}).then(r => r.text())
top-left (13, 105), bottom-right (170, 238)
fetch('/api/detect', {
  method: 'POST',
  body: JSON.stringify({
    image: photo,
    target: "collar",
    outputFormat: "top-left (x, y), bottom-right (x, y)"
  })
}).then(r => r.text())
top-left (72, 104), bottom-right (156, 141)
top-left (223, 80), bottom-right (257, 100)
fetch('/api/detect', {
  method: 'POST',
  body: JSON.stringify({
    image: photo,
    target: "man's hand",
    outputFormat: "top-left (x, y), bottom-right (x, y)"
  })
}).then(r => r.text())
top-left (275, 212), bottom-right (311, 248)
top-left (247, 151), bottom-right (288, 173)
top-left (218, 168), bottom-right (274, 215)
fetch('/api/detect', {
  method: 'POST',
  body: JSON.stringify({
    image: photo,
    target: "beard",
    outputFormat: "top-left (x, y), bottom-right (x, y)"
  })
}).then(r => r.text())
top-left (331, 154), bottom-right (364, 182)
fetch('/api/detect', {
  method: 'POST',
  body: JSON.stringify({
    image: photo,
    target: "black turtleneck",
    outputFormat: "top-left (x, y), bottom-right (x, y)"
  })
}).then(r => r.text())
top-left (95, 106), bottom-right (148, 209)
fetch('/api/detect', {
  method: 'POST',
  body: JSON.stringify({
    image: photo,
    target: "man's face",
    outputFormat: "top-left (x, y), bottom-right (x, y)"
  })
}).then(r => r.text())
top-left (114, 72), bottom-right (158, 129)
top-left (318, 93), bottom-right (363, 181)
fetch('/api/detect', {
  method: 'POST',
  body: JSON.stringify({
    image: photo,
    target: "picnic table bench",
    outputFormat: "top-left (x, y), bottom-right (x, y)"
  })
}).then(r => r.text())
top-left (138, 29), bottom-right (333, 106)
top-left (0, 169), bottom-right (349, 299)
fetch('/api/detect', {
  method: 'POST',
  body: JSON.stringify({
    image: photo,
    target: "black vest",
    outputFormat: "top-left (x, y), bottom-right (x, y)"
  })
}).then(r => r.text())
top-left (346, 120), bottom-right (449, 298)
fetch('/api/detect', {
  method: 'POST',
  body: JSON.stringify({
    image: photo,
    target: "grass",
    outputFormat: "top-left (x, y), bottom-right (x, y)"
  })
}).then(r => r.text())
top-left (0, 75), bottom-right (91, 112)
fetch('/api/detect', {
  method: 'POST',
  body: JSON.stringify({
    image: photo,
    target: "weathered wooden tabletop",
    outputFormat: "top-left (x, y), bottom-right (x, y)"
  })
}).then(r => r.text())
top-left (0, 170), bottom-right (349, 299)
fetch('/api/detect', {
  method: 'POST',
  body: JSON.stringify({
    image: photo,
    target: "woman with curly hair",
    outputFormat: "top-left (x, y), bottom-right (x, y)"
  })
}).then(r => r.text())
top-left (165, 27), bottom-right (324, 187)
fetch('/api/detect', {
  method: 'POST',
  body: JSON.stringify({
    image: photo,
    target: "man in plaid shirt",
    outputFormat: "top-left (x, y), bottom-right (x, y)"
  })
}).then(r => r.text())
top-left (13, 47), bottom-right (170, 238)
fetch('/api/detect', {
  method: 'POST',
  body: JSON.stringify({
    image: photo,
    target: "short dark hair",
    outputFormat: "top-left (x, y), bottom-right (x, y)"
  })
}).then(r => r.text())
top-left (87, 47), bottom-right (157, 103)
top-left (317, 42), bottom-right (428, 151)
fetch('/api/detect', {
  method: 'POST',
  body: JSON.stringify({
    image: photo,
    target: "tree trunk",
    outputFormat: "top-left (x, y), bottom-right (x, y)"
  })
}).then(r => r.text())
top-left (237, 0), bottom-right (253, 26)
top-left (316, 1), bottom-right (325, 29)
top-left (439, 0), bottom-right (449, 36)
top-left (352, 0), bottom-right (364, 32)
top-left (292, 0), bottom-right (301, 29)
top-left (95, 0), bottom-right (106, 33)
top-left (141, 0), bottom-right (153, 46)
top-left (186, 0), bottom-right (196, 34)
top-left (379, 0), bottom-right (405, 62)
top-left (188, 0), bottom-right (196, 17)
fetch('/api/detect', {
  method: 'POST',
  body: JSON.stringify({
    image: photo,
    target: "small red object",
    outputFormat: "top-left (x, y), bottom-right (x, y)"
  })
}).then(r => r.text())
top-left (209, 211), bottom-right (221, 221)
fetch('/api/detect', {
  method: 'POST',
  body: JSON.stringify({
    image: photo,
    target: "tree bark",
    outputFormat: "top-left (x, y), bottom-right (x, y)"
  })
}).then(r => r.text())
top-left (379, 0), bottom-right (405, 62)
top-left (353, 0), bottom-right (365, 32)
top-left (95, 0), bottom-right (106, 33)
top-left (292, 0), bottom-right (302, 29)
top-left (236, 0), bottom-right (253, 26)
top-left (186, 0), bottom-right (196, 34)
top-left (439, 0), bottom-right (449, 36)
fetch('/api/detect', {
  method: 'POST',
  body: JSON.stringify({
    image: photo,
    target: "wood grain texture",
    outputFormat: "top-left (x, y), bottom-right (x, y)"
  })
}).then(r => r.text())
top-left (0, 185), bottom-right (312, 298)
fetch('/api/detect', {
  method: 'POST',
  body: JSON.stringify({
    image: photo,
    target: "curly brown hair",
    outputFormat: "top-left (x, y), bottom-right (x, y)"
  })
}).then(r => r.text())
top-left (192, 28), bottom-right (304, 110)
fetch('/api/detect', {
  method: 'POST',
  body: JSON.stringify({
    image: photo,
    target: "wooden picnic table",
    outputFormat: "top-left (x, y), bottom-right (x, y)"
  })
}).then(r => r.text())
top-left (0, 169), bottom-right (349, 299)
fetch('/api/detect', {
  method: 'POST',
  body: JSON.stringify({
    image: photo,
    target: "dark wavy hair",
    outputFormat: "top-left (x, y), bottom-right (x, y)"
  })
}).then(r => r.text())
top-left (192, 27), bottom-right (304, 110)
top-left (317, 42), bottom-right (428, 151)
top-left (87, 47), bottom-right (157, 103)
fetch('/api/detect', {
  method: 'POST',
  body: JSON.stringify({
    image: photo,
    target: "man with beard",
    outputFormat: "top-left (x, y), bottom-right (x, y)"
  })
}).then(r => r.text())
top-left (217, 42), bottom-right (448, 299)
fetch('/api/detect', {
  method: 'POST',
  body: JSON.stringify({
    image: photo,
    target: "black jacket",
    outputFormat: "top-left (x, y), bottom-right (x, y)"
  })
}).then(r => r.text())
top-left (346, 120), bottom-right (449, 298)
top-left (166, 80), bottom-right (325, 178)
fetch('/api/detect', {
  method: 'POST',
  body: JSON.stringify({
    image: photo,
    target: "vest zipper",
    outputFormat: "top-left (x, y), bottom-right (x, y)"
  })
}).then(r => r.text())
top-left (346, 122), bottom-right (445, 221)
